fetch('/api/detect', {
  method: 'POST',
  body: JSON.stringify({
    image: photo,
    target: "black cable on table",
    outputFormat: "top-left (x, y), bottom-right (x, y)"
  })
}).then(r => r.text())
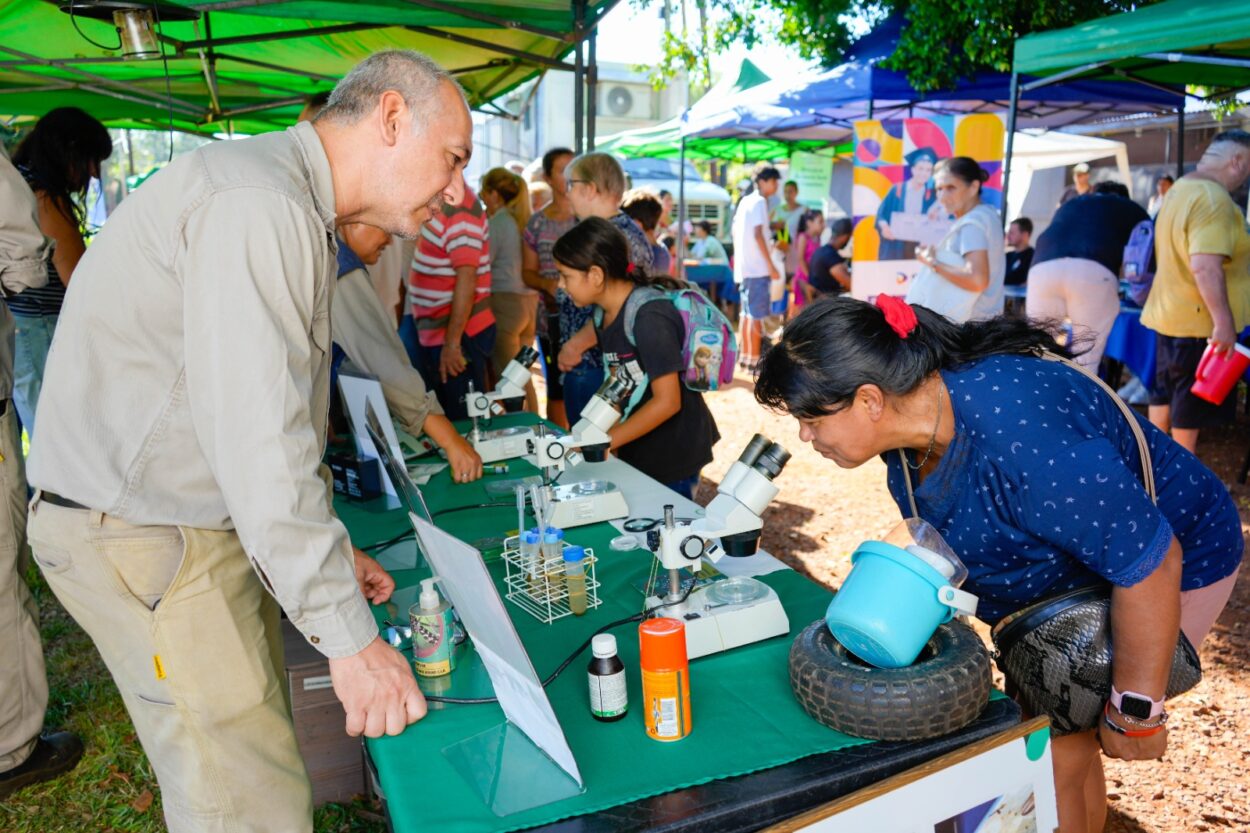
top-left (423, 580), bottom-right (698, 705)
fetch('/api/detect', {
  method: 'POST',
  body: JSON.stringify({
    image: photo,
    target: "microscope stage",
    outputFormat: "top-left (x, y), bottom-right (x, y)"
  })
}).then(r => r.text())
top-left (647, 580), bottom-right (790, 660)
top-left (471, 425), bottom-right (535, 464)
top-left (547, 479), bottom-right (629, 528)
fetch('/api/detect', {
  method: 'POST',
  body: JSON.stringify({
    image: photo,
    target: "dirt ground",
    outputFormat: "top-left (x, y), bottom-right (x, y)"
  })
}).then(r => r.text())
top-left (686, 367), bottom-right (1250, 833)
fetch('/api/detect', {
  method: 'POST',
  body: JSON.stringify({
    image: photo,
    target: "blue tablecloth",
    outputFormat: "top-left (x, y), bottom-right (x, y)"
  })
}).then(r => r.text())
top-left (1104, 306), bottom-right (1157, 383)
top-left (685, 263), bottom-right (732, 286)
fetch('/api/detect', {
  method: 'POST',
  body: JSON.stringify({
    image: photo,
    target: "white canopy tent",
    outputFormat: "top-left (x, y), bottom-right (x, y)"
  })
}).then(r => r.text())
top-left (1007, 130), bottom-right (1132, 234)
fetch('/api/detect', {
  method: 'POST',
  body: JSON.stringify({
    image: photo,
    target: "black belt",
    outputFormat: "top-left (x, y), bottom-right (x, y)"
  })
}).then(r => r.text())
top-left (41, 491), bottom-right (89, 511)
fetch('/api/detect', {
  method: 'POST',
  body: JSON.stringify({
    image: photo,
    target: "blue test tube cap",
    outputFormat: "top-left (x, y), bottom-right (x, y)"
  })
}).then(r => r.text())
top-left (543, 527), bottom-right (565, 544)
top-left (563, 545), bottom-right (586, 563)
top-left (522, 529), bottom-right (542, 545)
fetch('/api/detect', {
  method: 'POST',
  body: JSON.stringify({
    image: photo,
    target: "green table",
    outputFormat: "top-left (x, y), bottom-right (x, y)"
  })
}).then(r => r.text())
top-left (334, 414), bottom-right (1019, 833)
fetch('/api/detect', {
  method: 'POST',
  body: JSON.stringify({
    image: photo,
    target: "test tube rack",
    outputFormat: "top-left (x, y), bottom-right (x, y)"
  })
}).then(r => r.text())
top-left (500, 535), bottom-right (602, 624)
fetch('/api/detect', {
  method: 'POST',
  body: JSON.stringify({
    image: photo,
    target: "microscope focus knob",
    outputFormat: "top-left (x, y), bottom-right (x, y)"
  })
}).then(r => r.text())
top-left (679, 535), bottom-right (705, 560)
top-left (470, 394), bottom-right (490, 412)
top-left (646, 529), bottom-right (661, 552)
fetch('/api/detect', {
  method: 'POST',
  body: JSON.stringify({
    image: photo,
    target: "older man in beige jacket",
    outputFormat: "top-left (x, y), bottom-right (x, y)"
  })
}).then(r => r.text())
top-left (25, 50), bottom-right (472, 832)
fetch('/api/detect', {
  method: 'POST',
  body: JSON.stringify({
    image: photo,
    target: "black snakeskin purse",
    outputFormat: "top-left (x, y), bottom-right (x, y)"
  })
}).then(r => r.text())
top-left (990, 585), bottom-right (1202, 735)
top-left (987, 352), bottom-right (1201, 736)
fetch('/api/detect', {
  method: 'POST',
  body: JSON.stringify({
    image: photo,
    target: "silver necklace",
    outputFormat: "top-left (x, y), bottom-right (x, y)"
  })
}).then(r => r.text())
top-left (906, 383), bottom-right (943, 471)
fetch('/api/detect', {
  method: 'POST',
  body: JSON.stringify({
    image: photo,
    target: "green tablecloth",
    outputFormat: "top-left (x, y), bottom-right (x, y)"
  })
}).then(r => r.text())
top-left (337, 416), bottom-right (872, 833)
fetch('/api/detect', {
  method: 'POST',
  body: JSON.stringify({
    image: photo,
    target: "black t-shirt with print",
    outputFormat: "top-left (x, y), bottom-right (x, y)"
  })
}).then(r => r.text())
top-left (597, 291), bottom-right (720, 484)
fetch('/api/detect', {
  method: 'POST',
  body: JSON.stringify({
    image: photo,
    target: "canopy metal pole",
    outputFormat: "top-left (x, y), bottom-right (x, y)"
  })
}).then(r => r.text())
top-left (586, 14), bottom-right (598, 151)
top-left (1001, 70), bottom-right (1020, 230)
top-left (573, 0), bottom-right (585, 153)
top-left (1177, 105), bottom-right (1185, 179)
top-left (678, 132), bottom-right (687, 280)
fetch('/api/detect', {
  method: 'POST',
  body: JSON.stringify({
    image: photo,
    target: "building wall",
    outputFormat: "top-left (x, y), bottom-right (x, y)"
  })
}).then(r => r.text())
top-left (467, 62), bottom-right (687, 182)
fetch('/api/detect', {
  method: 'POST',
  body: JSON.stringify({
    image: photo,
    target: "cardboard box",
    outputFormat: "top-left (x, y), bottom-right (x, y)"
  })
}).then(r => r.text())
top-left (282, 620), bottom-right (366, 806)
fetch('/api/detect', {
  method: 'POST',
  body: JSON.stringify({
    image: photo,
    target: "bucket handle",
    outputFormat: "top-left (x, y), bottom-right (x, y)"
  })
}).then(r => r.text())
top-left (937, 585), bottom-right (979, 619)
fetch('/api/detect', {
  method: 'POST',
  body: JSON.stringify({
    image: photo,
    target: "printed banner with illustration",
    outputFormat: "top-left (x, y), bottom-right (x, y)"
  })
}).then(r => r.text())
top-left (850, 114), bottom-right (1005, 301)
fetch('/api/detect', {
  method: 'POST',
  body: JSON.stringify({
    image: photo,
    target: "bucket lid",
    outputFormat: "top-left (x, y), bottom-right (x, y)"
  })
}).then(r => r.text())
top-left (639, 617), bottom-right (687, 669)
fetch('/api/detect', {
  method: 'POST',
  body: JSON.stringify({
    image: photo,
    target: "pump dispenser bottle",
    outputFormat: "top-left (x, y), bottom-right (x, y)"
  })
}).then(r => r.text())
top-left (410, 576), bottom-right (456, 678)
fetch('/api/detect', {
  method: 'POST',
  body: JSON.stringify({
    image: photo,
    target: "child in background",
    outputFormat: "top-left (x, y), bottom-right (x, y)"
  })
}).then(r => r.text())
top-left (792, 209), bottom-right (824, 314)
top-left (553, 217), bottom-right (720, 500)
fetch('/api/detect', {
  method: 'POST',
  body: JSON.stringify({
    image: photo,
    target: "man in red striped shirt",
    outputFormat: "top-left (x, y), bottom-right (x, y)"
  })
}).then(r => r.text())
top-left (409, 187), bottom-right (496, 419)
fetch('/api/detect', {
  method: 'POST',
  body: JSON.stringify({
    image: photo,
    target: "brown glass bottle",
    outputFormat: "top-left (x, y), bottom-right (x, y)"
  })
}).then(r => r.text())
top-left (588, 634), bottom-right (628, 722)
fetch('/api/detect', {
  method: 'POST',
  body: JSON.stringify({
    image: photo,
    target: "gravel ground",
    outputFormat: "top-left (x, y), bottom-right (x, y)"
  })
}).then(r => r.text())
top-left (691, 366), bottom-right (1250, 833)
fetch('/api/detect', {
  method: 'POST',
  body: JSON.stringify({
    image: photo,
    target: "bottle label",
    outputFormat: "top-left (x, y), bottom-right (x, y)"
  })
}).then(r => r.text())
top-left (589, 669), bottom-right (628, 718)
top-left (641, 668), bottom-right (690, 740)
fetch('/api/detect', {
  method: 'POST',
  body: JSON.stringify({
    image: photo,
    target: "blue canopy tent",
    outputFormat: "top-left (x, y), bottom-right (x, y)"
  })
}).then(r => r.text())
top-left (682, 16), bottom-right (1184, 211)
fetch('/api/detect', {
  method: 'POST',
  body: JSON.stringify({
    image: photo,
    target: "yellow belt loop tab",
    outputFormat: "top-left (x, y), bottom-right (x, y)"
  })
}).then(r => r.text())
top-left (153, 654), bottom-right (167, 680)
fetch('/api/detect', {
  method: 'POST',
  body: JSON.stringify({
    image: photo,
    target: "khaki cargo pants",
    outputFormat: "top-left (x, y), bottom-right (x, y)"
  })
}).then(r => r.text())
top-left (28, 496), bottom-right (314, 833)
top-left (0, 401), bottom-right (44, 772)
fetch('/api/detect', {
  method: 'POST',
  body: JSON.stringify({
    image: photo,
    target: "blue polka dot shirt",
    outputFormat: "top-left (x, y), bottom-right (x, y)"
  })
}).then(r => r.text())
top-left (885, 354), bottom-right (1244, 625)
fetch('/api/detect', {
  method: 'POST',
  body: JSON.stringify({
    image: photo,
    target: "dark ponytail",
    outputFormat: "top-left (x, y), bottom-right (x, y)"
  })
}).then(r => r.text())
top-left (754, 296), bottom-right (1072, 418)
top-left (553, 216), bottom-right (684, 289)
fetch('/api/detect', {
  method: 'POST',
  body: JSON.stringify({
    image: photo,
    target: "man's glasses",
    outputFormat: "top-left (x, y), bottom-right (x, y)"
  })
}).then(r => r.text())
top-left (566, 178), bottom-right (589, 194)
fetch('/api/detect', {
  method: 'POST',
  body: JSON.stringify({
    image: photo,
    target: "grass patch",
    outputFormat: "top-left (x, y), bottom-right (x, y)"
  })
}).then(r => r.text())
top-left (0, 565), bottom-right (385, 832)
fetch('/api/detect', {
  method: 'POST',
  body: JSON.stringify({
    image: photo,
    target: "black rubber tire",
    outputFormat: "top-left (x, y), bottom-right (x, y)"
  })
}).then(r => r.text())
top-left (789, 619), bottom-right (992, 741)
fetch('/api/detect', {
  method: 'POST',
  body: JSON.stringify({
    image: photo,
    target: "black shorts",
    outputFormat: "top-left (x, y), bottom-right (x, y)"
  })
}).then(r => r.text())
top-left (538, 303), bottom-right (563, 400)
top-left (1149, 334), bottom-right (1239, 429)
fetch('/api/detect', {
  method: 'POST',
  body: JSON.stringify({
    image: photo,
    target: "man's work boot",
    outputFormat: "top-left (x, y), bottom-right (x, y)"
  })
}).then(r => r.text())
top-left (0, 732), bottom-right (84, 799)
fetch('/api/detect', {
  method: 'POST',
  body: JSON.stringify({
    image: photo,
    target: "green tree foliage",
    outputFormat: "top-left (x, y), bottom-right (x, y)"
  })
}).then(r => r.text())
top-left (640, 0), bottom-right (1163, 93)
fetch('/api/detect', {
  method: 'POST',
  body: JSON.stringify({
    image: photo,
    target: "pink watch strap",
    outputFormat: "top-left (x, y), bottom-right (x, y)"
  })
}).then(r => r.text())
top-left (1110, 686), bottom-right (1165, 720)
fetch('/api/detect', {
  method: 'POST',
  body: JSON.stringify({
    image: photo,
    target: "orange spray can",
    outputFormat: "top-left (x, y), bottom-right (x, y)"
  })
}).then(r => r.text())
top-left (639, 617), bottom-right (692, 741)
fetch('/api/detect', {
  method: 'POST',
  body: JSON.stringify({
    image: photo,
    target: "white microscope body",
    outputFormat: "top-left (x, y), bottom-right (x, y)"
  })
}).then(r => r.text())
top-left (525, 376), bottom-right (635, 528)
top-left (647, 435), bottom-right (792, 659)
top-left (466, 346), bottom-right (540, 463)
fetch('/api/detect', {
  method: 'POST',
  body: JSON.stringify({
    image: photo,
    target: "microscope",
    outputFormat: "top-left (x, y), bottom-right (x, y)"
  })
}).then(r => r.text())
top-left (525, 375), bottom-right (636, 528)
top-left (645, 434), bottom-right (792, 659)
top-left (465, 346), bottom-right (540, 464)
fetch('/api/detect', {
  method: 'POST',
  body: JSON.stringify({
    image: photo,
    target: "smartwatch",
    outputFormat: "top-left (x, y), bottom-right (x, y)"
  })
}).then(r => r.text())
top-left (1109, 686), bottom-right (1164, 720)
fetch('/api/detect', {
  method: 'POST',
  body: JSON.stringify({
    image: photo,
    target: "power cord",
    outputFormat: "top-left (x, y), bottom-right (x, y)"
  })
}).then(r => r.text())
top-left (423, 579), bottom-right (697, 705)
top-left (67, 1), bottom-right (123, 51)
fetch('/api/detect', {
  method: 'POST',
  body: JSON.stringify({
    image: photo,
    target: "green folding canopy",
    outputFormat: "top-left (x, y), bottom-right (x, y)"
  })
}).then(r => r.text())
top-left (0, 0), bottom-right (616, 134)
top-left (1014, 0), bottom-right (1250, 94)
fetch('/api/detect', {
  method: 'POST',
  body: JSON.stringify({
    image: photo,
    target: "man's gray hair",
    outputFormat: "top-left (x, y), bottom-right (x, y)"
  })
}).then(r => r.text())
top-left (1207, 129), bottom-right (1250, 154)
top-left (317, 50), bottom-right (463, 127)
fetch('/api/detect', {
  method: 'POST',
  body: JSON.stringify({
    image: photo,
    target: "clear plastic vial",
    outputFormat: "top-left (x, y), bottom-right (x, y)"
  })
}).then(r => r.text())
top-left (563, 545), bottom-right (588, 616)
top-left (542, 527), bottom-right (565, 596)
top-left (520, 528), bottom-right (542, 593)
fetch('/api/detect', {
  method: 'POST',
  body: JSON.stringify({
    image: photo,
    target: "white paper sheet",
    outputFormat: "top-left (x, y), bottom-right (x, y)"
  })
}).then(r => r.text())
top-left (339, 367), bottom-right (404, 498)
top-left (409, 515), bottom-right (582, 787)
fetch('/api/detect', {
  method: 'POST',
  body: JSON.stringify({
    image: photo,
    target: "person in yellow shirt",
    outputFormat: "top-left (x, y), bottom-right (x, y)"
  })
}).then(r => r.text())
top-left (1143, 130), bottom-right (1250, 453)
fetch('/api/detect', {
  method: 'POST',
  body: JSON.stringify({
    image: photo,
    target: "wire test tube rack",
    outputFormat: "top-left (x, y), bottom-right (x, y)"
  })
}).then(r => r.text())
top-left (500, 535), bottom-right (602, 624)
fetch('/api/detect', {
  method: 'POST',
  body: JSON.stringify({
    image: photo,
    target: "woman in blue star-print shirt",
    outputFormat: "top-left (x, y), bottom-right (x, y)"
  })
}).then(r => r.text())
top-left (755, 295), bottom-right (1242, 833)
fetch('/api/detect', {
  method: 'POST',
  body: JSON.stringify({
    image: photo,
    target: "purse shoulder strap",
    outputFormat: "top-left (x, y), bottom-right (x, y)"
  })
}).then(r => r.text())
top-left (896, 352), bottom-right (1156, 519)
top-left (1038, 350), bottom-right (1156, 502)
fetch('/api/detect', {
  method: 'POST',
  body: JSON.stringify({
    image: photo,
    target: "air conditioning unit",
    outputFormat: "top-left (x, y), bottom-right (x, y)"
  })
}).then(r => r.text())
top-left (601, 84), bottom-right (651, 120)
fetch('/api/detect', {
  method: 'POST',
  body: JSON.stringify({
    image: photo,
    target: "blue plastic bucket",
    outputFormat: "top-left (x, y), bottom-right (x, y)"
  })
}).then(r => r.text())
top-left (825, 541), bottom-right (977, 668)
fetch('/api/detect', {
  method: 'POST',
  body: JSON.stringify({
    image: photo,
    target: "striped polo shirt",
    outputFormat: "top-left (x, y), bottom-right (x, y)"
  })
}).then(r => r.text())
top-left (409, 189), bottom-right (494, 348)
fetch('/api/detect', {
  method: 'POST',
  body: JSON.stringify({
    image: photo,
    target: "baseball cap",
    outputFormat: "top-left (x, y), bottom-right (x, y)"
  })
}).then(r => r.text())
top-left (1073, 162), bottom-right (1091, 173)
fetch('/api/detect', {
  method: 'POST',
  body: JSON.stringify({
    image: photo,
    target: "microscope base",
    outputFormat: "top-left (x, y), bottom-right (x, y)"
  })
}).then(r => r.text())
top-left (471, 428), bottom-right (535, 464)
top-left (646, 584), bottom-right (790, 660)
top-left (547, 483), bottom-right (629, 528)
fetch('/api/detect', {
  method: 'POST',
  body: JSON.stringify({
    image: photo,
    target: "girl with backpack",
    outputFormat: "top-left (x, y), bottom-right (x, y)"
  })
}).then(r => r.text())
top-left (552, 217), bottom-right (720, 499)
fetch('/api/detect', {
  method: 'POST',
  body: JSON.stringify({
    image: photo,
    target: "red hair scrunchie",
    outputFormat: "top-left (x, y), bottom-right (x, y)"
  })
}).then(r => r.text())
top-left (875, 295), bottom-right (918, 339)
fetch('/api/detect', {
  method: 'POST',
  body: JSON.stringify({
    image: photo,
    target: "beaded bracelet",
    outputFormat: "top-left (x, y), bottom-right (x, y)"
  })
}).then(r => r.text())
top-left (1102, 703), bottom-right (1166, 737)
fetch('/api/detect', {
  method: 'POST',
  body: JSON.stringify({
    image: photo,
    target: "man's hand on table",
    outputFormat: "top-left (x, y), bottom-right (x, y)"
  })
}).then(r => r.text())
top-left (353, 547), bottom-right (395, 605)
top-left (445, 435), bottom-right (483, 483)
top-left (329, 636), bottom-right (427, 737)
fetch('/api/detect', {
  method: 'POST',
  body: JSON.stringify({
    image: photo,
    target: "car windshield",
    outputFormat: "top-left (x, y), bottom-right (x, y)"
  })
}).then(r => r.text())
top-left (621, 157), bottom-right (702, 182)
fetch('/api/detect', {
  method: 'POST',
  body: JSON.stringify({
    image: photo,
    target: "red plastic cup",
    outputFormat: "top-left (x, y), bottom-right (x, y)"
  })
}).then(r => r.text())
top-left (1190, 342), bottom-right (1250, 405)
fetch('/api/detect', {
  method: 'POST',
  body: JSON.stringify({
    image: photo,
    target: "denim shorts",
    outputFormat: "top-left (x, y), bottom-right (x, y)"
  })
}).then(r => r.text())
top-left (739, 276), bottom-right (771, 320)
